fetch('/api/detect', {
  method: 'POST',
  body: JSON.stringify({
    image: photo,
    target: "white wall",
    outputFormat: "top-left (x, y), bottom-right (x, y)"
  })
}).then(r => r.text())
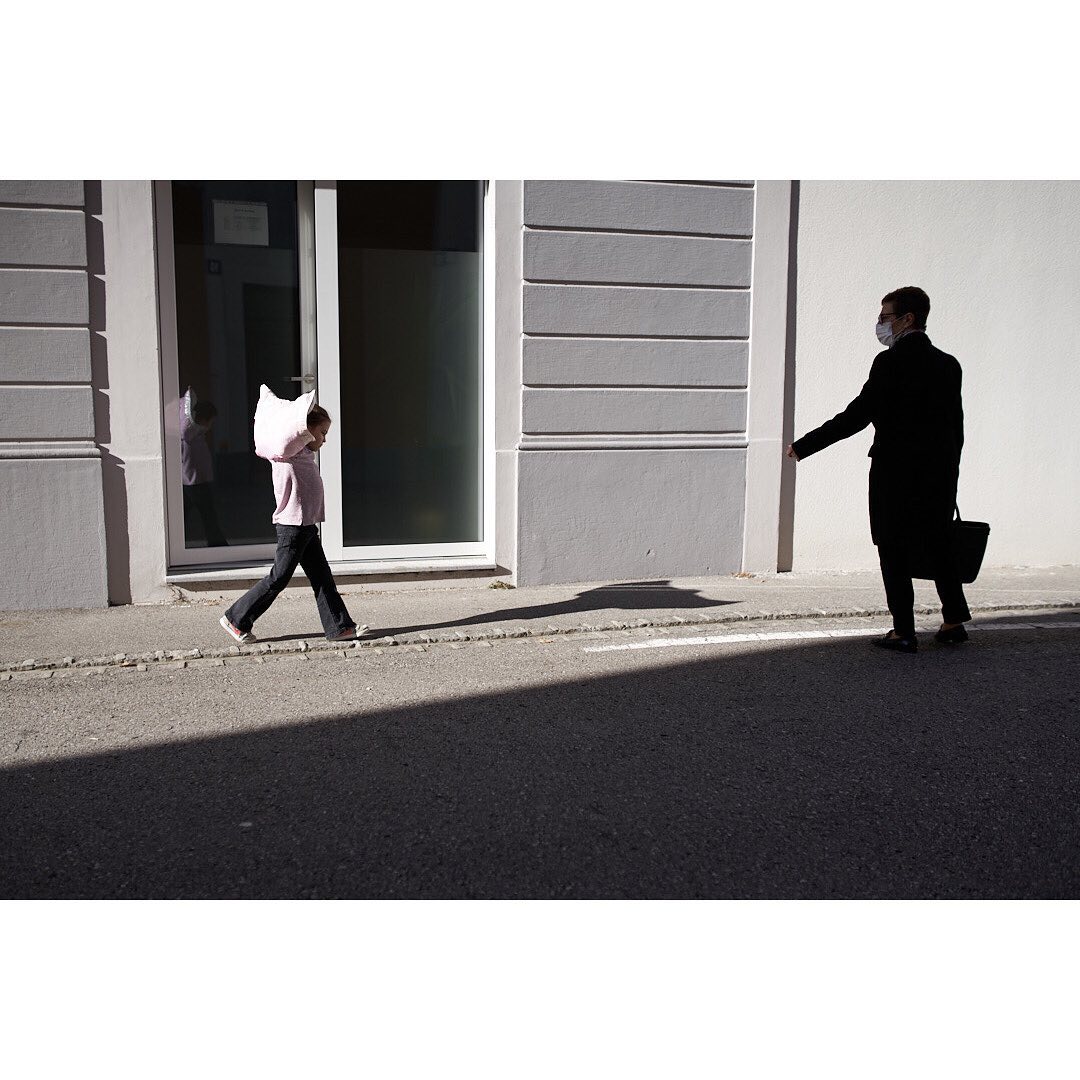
top-left (791, 181), bottom-right (1080, 571)
top-left (98, 181), bottom-right (172, 604)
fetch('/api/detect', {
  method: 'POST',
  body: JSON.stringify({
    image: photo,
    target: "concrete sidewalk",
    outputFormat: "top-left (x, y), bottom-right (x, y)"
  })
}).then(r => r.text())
top-left (2, 565), bottom-right (1079, 675)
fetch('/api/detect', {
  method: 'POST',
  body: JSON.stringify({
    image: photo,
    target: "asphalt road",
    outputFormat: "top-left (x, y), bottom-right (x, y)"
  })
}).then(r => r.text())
top-left (3, 612), bottom-right (1078, 899)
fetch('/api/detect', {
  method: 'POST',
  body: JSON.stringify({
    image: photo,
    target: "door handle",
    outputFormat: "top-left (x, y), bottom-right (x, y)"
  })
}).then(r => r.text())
top-left (288, 375), bottom-right (316, 384)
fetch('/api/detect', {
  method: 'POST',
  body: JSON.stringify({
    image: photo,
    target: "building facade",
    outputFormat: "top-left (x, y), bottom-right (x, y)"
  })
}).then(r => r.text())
top-left (1, 180), bottom-right (1077, 610)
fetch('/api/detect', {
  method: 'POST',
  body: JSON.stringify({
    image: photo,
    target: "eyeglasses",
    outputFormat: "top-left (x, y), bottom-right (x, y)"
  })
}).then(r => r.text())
top-left (877, 312), bottom-right (906, 324)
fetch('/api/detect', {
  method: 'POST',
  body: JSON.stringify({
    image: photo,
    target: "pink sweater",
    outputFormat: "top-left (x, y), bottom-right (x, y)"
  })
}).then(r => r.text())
top-left (271, 445), bottom-right (325, 526)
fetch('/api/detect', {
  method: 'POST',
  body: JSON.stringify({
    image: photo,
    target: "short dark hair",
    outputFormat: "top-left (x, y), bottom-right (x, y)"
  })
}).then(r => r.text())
top-left (191, 400), bottom-right (217, 423)
top-left (307, 404), bottom-right (331, 428)
top-left (881, 286), bottom-right (930, 329)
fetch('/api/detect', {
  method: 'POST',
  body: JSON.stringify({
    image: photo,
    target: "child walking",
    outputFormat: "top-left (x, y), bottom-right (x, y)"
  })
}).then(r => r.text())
top-left (220, 404), bottom-right (366, 644)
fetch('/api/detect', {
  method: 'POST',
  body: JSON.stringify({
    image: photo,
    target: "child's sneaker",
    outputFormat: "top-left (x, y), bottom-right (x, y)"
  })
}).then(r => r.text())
top-left (328, 624), bottom-right (368, 641)
top-left (220, 615), bottom-right (257, 644)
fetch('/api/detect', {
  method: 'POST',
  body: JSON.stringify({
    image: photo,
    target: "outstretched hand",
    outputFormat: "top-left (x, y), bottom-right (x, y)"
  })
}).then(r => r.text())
top-left (786, 444), bottom-right (799, 461)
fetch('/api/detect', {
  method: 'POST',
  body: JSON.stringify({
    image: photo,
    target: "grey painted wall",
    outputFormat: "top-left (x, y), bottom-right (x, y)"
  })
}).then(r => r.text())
top-left (494, 182), bottom-right (523, 577)
top-left (0, 179), bottom-right (769, 605)
top-left (518, 448), bottom-right (747, 583)
top-left (0, 456), bottom-right (108, 610)
top-left (515, 180), bottom-right (754, 584)
top-left (0, 181), bottom-right (108, 609)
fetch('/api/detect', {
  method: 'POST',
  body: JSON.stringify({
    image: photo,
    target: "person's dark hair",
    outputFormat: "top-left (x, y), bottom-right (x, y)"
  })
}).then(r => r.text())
top-left (881, 286), bottom-right (930, 329)
top-left (192, 400), bottom-right (217, 423)
top-left (307, 404), bottom-right (331, 428)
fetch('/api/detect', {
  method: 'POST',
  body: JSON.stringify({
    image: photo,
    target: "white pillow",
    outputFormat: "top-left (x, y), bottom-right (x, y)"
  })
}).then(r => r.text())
top-left (253, 384), bottom-right (317, 461)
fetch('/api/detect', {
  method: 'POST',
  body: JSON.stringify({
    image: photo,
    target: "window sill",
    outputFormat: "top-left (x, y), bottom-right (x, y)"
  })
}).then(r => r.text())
top-left (166, 556), bottom-right (499, 584)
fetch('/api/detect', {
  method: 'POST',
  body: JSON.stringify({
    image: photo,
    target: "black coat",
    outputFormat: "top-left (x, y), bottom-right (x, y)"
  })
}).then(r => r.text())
top-left (791, 331), bottom-right (964, 547)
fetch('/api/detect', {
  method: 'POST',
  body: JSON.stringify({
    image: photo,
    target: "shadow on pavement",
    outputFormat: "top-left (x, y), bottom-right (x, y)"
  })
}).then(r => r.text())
top-left (2, 610), bottom-right (1078, 899)
top-left (257, 579), bottom-right (739, 644)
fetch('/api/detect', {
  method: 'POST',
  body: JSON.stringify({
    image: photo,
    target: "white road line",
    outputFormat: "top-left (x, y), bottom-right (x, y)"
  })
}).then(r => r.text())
top-left (582, 621), bottom-right (1080, 653)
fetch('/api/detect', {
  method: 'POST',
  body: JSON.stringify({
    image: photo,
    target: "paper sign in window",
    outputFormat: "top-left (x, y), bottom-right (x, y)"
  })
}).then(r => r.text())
top-left (213, 200), bottom-right (269, 246)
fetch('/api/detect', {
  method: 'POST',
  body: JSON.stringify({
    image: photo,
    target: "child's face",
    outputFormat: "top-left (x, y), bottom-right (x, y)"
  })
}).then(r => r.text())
top-left (309, 420), bottom-right (331, 452)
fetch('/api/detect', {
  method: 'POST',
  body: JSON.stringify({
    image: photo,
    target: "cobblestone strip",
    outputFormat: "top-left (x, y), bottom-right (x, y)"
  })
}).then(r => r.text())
top-left (3, 601), bottom-right (1080, 677)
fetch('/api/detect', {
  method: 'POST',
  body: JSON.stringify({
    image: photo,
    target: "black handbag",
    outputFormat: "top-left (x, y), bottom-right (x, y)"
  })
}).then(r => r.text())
top-left (910, 505), bottom-right (990, 584)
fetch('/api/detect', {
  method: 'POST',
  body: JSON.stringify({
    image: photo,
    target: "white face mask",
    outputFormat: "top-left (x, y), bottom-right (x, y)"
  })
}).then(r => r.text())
top-left (875, 319), bottom-right (896, 347)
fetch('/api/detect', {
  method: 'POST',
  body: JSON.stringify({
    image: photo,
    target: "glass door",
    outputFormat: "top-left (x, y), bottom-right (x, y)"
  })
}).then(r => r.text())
top-left (315, 181), bottom-right (491, 563)
top-left (158, 180), bottom-right (317, 566)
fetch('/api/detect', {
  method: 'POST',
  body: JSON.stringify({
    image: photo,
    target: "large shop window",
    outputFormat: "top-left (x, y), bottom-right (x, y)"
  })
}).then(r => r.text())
top-left (159, 180), bottom-right (487, 568)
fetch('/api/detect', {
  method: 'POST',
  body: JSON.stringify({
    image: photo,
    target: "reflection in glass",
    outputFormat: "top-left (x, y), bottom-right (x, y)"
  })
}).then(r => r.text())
top-left (337, 181), bottom-right (482, 547)
top-left (171, 181), bottom-right (302, 548)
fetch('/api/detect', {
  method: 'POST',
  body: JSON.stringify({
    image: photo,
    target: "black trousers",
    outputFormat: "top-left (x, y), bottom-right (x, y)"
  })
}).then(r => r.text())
top-left (183, 482), bottom-right (228, 547)
top-left (225, 524), bottom-right (354, 639)
top-left (877, 539), bottom-right (971, 639)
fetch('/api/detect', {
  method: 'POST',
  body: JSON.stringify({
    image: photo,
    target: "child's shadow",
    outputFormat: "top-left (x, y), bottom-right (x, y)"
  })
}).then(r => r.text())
top-left (263, 580), bottom-right (739, 644)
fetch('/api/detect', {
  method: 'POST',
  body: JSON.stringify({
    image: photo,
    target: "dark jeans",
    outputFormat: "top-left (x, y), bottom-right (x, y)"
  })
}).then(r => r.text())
top-left (878, 539), bottom-right (972, 639)
top-left (226, 524), bottom-right (354, 639)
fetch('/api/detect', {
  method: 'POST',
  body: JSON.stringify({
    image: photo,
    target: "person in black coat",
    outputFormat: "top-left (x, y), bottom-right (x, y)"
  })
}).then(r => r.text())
top-left (787, 286), bottom-right (971, 653)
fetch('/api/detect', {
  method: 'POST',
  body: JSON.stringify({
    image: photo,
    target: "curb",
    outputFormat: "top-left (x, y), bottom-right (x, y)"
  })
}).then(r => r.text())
top-left (3, 600), bottom-right (1080, 678)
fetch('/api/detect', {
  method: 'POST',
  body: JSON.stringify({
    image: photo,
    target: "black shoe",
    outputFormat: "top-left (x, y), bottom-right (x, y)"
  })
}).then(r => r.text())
top-left (935, 624), bottom-right (969, 644)
top-left (872, 631), bottom-right (918, 653)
